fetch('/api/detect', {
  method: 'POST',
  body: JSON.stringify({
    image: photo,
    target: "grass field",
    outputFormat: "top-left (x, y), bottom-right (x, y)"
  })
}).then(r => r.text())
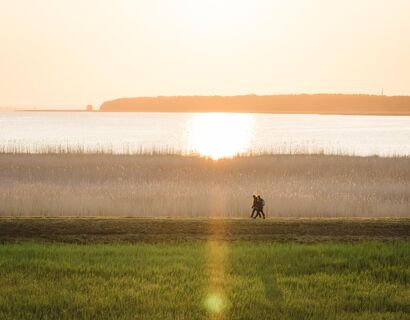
top-left (1, 152), bottom-right (409, 319)
top-left (1, 153), bottom-right (409, 217)
top-left (0, 241), bottom-right (408, 320)
top-left (1, 218), bottom-right (409, 319)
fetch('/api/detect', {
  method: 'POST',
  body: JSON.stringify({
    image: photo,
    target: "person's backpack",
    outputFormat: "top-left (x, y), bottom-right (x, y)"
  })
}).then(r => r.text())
top-left (260, 198), bottom-right (265, 207)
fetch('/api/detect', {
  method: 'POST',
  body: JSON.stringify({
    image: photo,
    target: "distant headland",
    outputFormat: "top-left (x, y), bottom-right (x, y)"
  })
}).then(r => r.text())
top-left (99, 94), bottom-right (410, 115)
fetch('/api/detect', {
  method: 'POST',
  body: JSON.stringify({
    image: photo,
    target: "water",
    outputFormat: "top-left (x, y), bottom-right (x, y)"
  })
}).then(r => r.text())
top-left (1, 112), bottom-right (409, 158)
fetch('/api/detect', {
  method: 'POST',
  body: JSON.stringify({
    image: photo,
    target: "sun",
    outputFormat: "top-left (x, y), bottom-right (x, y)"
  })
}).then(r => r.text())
top-left (188, 113), bottom-right (254, 160)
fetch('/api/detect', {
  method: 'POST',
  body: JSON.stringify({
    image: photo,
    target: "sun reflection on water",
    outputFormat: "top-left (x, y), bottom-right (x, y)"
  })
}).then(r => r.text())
top-left (188, 113), bottom-right (254, 160)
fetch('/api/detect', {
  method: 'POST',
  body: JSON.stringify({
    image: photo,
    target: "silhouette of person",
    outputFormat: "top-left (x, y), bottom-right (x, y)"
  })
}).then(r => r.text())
top-left (250, 194), bottom-right (258, 218)
top-left (255, 195), bottom-right (265, 219)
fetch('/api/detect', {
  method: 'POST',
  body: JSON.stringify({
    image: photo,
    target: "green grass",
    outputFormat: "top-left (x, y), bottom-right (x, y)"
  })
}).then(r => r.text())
top-left (0, 242), bottom-right (409, 319)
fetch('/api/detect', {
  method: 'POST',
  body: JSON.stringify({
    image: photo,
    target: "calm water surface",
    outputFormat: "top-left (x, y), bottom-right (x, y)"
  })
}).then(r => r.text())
top-left (1, 112), bottom-right (409, 158)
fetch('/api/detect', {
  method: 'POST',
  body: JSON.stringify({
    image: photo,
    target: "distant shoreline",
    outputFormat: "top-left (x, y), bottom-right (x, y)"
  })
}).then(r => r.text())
top-left (17, 109), bottom-right (92, 112)
top-left (8, 94), bottom-right (410, 115)
top-left (99, 94), bottom-right (410, 115)
top-left (15, 109), bottom-right (410, 116)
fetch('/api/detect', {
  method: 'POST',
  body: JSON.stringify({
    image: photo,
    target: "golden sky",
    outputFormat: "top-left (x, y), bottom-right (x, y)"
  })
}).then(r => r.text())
top-left (1, 0), bottom-right (409, 108)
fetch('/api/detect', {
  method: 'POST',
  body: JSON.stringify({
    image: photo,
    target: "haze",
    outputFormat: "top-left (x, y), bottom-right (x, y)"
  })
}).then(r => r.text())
top-left (1, 0), bottom-right (409, 108)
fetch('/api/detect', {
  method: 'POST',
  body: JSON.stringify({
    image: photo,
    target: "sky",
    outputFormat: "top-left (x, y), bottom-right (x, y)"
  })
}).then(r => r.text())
top-left (1, 0), bottom-right (409, 108)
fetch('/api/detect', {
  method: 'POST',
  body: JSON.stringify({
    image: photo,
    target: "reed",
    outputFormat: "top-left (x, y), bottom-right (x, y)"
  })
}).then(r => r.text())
top-left (1, 143), bottom-right (406, 158)
top-left (0, 153), bottom-right (409, 217)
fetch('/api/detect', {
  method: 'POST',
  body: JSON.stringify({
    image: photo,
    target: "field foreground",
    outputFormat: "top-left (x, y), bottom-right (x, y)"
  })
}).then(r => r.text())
top-left (1, 218), bottom-right (409, 319)
top-left (1, 217), bottom-right (409, 243)
top-left (0, 241), bottom-right (409, 319)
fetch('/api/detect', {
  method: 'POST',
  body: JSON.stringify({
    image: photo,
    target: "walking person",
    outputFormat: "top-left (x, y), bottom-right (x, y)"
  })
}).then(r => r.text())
top-left (250, 194), bottom-right (258, 218)
top-left (255, 195), bottom-right (265, 219)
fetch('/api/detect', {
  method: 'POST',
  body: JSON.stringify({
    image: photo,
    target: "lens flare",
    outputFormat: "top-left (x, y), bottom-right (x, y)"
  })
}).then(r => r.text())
top-left (205, 239), bottom-right (229, 318)
top-left (204, 293), bottom-right (225, 314)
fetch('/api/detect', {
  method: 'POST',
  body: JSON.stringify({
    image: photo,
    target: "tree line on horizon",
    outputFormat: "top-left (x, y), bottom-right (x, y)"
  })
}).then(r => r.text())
top-left (99, 94), bottom-right (410, 115)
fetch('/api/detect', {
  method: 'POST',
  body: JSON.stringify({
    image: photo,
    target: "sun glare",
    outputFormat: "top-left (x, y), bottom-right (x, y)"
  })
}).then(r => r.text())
top-left (188, 113), bottom-right (254, 160)
top-left (176, 0), bottom-right (253, 33)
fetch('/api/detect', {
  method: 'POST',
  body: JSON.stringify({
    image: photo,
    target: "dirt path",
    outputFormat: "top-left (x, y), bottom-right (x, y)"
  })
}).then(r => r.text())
top-left (0, 217), bottom-right (409, 243)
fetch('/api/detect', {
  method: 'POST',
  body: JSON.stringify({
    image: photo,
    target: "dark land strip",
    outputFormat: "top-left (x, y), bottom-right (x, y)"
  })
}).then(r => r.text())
top-left (0, 218), bottom-right (409, 243)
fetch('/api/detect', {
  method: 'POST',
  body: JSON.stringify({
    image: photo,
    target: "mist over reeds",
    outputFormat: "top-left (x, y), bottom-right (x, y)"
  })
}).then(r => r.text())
top-left (1, 152), bottom-right (409, 217)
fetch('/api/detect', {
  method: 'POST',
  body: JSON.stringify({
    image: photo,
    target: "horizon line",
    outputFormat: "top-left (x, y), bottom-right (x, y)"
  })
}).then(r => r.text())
top-left (3, 92), bottom-right (410, 110)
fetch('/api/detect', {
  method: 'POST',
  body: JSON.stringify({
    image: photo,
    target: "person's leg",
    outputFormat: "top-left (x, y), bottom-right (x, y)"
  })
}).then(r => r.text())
top-left (255, 209), bottom-right (261, 218)
top-left (251, 208), bottom-right (257, 218)
top-left (260, 209), bottom-right (265, 219)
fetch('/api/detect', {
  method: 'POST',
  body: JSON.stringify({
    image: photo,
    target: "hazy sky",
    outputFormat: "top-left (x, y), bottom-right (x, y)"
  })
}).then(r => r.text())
top-left (1, 0), bottom-right (409, 108)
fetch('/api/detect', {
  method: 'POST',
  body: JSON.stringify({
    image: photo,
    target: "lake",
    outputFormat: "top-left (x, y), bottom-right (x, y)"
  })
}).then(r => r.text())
top-left (1, 112), bottom-right (409, 159)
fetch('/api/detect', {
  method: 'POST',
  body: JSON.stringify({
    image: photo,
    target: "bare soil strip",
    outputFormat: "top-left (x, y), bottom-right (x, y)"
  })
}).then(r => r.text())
top-left (0, 218), bottom-right (409, 243)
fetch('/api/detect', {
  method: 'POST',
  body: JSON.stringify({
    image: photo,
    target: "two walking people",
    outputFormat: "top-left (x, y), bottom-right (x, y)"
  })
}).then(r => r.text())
top-left (251, 194), bottom-right (265, 219)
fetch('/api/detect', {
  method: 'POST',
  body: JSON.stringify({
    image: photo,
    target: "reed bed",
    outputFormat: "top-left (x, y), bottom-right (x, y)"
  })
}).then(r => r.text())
top-left (0, 153), bottom-right (409, 217)
top-left (2, 142), bottom-right (405, 158)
